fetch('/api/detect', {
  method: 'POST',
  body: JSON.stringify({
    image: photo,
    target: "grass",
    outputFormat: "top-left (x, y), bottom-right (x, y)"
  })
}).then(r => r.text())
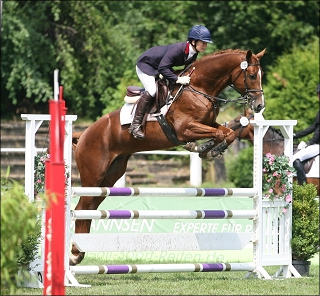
top-left (13, 256), bottom-right (319, 295)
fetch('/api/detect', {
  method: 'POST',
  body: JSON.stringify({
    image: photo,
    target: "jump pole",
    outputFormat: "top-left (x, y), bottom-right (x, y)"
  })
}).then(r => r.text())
top-left (43, 70), bottom-right (66, 295)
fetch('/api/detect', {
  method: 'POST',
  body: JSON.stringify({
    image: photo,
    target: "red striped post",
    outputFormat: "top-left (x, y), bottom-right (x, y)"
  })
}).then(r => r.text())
top-left (44, 72), bottom-right (66, 295)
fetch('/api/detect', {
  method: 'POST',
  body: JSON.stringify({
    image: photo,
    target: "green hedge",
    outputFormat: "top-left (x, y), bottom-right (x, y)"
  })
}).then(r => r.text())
top-left (1, 171), bottom-right (42, 295)
top-left (227, 146), bottom-right (254, 188)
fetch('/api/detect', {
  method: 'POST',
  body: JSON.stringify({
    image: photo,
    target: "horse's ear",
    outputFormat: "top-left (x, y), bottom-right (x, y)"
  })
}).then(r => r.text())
top-left (256, 48), bottom-right (267, 60)
top-left (246, 50), bottom-right (252, 61)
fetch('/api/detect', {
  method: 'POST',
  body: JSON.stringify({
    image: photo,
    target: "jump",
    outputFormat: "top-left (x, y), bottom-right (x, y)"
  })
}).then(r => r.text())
top-left (70, 48), bottom-right (267, 265)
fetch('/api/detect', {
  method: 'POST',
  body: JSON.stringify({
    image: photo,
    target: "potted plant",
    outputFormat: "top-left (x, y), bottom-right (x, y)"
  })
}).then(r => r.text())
top-left (291, 182), bottom-right (319, 276)
top-left (262, 152), bottom-right (296, 212)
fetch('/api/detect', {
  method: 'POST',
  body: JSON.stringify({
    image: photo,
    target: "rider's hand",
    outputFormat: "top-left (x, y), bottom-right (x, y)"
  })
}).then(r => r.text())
top-left (293, 133), bottom-right (297, 140)
top-left (176, 76), bottom-right (190, 85)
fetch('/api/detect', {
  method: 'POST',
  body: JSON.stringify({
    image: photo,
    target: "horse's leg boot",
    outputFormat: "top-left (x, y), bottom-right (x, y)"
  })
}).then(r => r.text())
top-left (129, 91), bottom-right (154, 140)
top-left (293, 159), bottom-right (307, 185)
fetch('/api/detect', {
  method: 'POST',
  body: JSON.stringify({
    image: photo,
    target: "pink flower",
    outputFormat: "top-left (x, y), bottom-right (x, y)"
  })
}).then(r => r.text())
top-left (282, 208), bottom-right (287, 213)
top-left (268, 189), bottom-right (273, 193)
top-left (285, 195), bottom-right (292, 202)
top-left (267, 179), bottom-right (272, 183)
top-left (37, 179), bottom-right (42, 183)
top-left (263, 168), bottom-right (266, 172)
top-left (273, 172), bottom-right (278, 177)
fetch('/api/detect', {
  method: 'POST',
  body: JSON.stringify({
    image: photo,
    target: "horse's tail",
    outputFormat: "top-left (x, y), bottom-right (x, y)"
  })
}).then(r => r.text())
top-left (72, 132), bottom-right (82, 152)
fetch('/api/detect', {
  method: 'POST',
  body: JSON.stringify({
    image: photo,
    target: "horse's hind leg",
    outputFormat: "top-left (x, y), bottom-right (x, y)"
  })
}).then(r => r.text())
top-left (70, 155), bottom-right (131, 266)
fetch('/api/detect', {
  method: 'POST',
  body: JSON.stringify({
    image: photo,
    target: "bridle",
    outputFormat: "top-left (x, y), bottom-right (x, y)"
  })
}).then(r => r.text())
top-left (229, 59), bottom-right (264, 109)
top-left (179, 59), bottom-right (264, 110)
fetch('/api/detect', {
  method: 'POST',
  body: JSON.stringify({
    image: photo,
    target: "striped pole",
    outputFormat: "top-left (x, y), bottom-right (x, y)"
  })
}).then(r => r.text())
top-left (70, 209), bottom-right (256, 220)
top-left (71, 187), bottom-right (257, 197)
top-left (70, 262), bottom-right (254, 274)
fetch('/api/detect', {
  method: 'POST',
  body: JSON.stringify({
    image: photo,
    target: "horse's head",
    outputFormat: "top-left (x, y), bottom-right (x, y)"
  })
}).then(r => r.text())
top-left (231, 48), bottom-right (266, 113)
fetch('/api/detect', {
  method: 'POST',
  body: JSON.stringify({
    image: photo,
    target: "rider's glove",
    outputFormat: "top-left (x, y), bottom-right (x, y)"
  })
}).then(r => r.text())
top-left (176, 76), bottom-right (190, 85)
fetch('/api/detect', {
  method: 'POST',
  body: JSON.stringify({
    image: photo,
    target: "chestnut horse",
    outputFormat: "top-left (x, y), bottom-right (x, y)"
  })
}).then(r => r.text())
top-left (70, 48), bottom-right (266, 265)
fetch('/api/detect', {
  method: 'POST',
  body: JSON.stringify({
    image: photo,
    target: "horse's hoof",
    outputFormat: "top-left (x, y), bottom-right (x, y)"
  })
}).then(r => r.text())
top-left (69, 253), bottom-right (84, 266)
top-left (183, 141), bottom-right (198, 152)
top-left (207, 150), bottom-right (221, 160)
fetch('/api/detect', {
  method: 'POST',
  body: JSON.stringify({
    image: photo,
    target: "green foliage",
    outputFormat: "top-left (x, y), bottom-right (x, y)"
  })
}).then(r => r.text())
top-left (1, 173), bottom-right (43, 295)
top-left (263, 38), bottom-right (319, 142)
top-left (1, 1), bottom-right (319, 120)
top-left (291, 182), bottom-right (319, 261)
top-left (227, 146), bottom-right (253, 188)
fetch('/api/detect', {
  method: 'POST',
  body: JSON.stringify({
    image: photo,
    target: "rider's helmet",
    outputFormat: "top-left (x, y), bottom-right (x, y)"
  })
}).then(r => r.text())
top-left (316, 83), bottom-right (320, 93)
top-left (188, 25), bottom-right (213, 43)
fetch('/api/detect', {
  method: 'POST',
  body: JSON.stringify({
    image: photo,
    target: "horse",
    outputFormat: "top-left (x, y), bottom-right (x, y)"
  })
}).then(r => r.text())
top-left (230, 113), bottom-right (319, 196)
top-left (70, 48), bottom-right (266, 266)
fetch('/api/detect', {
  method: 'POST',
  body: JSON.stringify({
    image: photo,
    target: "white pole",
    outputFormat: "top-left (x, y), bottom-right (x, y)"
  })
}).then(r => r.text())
top-left (190, 153), bottom-right (202, 187)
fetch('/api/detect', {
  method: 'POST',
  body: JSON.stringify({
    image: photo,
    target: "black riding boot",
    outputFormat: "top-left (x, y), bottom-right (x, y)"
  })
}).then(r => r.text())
top-left (293, 159), bottom-right (307, 185)
top-left (128, 91), bottom-right (154, 140)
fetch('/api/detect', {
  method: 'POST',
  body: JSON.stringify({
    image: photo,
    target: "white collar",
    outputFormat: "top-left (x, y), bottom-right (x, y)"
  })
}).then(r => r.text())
top-left (187, 44), bottom-right (197, 60)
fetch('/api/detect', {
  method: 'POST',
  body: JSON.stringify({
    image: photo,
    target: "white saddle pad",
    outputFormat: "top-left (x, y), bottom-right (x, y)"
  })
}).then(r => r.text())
top-left (120, 101), bottom-right (172, 126)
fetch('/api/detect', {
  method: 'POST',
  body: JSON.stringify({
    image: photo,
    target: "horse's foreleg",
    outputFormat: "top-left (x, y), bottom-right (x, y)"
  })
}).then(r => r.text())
top-left (182, 122), bottom-right (235, 157)
top-left (70, 195), bottom-right (106, 266)
top-left (183, 139), bottom-right (216, 153)
top-left (204, 140), bottom-right (229, 160)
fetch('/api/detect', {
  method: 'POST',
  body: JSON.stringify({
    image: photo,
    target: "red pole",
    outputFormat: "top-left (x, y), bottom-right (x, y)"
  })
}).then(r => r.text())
top-left (43, 155), bottom-right (52, 294)
top-left (43, 96), bottom-right (65, 295)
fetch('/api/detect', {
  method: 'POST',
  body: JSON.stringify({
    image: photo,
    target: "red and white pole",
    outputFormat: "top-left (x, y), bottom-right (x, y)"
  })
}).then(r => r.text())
top-left (43, 70), bottom-right (66, 295)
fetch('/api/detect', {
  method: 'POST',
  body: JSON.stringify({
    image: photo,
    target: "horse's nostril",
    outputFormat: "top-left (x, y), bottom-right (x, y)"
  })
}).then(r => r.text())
top-left (254, 105), bottom-right (263, 113)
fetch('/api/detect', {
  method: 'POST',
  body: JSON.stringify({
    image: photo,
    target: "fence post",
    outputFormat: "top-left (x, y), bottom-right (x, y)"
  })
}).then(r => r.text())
top-left (190, 152), bottom-right (202, 187)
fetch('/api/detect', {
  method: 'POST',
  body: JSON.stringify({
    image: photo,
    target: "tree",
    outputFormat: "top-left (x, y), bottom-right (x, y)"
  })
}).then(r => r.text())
top-left (1, 1), bottom-right (319, 120)
top-left (262, 37), bottom-right (319, 138)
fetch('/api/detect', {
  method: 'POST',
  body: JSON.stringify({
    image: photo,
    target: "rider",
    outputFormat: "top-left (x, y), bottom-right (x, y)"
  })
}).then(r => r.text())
top-left (292, 83), bottom-right (320, 185)
top-left (128, 25), bottom-right (213, 140)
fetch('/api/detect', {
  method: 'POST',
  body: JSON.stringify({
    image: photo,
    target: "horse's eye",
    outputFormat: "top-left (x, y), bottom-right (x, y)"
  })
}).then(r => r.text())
top-left (249, 74), bottom-right (257, 80)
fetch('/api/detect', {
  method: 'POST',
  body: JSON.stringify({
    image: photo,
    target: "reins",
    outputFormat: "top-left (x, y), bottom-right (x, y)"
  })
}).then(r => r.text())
top-left (177, 62), bottom-right (263, 107)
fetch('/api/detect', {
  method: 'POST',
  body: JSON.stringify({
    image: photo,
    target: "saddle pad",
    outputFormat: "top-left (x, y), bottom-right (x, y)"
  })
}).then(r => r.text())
top-left (120, 102), bottom-right (171, 126)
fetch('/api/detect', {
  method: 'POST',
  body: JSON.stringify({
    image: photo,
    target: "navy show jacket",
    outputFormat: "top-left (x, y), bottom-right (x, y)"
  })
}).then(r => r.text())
top-left (137, 41), bottom-right (197, 83)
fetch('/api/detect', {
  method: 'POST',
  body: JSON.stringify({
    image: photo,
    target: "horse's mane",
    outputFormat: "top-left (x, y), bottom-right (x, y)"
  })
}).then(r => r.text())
top-left (265, 126), bottom-right (284, 141)
top-left (198, 49), bottom-right (247, 62)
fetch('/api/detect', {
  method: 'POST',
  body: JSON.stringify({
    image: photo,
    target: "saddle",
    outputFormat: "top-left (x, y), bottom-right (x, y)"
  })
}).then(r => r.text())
top-left (125, 78), bottom-right (171, 114)
top-left (124, 79), bottom-right (185, 145)
top-left (293, 145), bottom-right (317, 174)
top-left (302, 157), bottom-right (316, 174)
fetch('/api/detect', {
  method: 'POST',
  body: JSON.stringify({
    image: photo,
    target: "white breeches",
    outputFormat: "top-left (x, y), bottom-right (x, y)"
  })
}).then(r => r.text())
top-left (136, 66), bottom-right (157, 97)
top-left (292, 144), bottom-right (320, 162)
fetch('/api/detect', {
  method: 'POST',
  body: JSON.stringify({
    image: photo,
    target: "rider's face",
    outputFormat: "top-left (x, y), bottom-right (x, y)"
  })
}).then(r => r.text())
top-left (195, 40), bottom-right (208, 53)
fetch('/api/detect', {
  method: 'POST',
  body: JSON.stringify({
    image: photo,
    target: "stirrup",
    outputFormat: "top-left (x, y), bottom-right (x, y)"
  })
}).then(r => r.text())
top-left (128, 125), bottom-right (145, 140)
